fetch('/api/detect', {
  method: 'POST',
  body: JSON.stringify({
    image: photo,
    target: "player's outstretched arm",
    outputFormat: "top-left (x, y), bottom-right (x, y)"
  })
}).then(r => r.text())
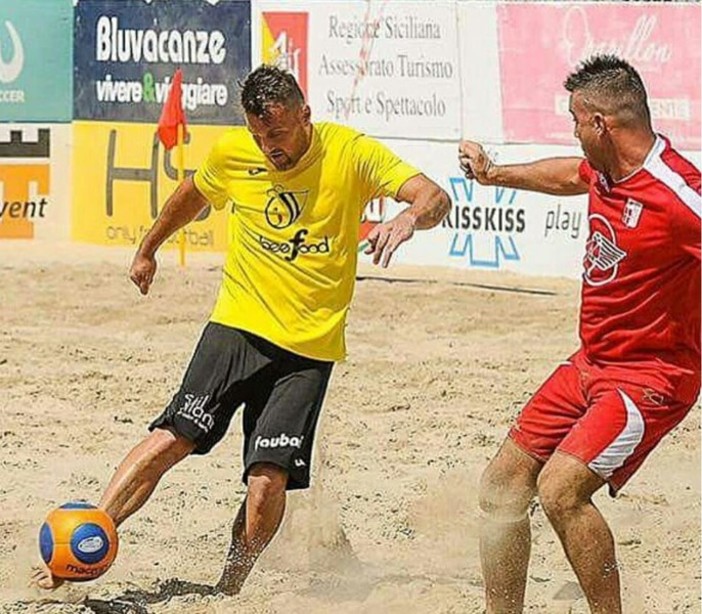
top-left (458, 139), bottom-right (589, 196)
top-left (396, 174), bottom-right (452, 230)
top-left (364, 174), bottom-right (450, 268)
top-left (129, 176), bottom-right (208, 295)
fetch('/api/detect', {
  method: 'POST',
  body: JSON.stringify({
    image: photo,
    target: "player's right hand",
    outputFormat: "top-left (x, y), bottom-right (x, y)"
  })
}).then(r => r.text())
top-left (458, 140), bottom-right (494, 185)
top-left (129, 251), bottom-right (157, 295)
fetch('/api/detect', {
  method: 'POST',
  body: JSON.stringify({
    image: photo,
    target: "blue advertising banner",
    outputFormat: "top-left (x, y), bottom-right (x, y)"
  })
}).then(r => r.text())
top-left (74, 0), bottom-right (251, 124)
top-left (0, 0), bottom-right (73, 122)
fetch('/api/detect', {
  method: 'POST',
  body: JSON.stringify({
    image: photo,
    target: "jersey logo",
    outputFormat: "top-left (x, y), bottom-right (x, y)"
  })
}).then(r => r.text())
top-left (622, 198), bottom-right (643, 229)
top-left (259, 229), bottom-right (331, 262)
top-left (583, 214), bottom-right (627, 286)
top-left (264, 185), bottom-right (308, 229)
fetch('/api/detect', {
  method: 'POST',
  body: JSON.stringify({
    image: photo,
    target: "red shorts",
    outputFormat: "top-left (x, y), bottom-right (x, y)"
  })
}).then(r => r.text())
top-left (509, 350), bottom-right (699, 494)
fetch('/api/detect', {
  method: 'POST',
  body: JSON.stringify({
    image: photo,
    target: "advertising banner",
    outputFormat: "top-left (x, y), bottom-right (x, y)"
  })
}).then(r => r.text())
top-left (457, 2), bottom-right (503, 143)
top-left (69, 121), bottom-right (700, 271)
top-left (0, 125), bottom-right (71, 241)
top-left (74, 0), bottom-right (251, 125)
top-left (497, 3), bottom-right (701, 149)
top-left (359, 140), bottom-right (590, 279)
top-left (254, 1), bottom-right (461, 140)
top-left (0, 0), bottom-right (73, 122)
top-left (72, 121), bottom-right (228, 250)
top-left (360, 139), bottom-right (699, 279)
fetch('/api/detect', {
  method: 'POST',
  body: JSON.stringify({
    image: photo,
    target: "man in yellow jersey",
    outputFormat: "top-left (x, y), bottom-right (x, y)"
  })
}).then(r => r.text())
top-left (32, 65), bottom-right (450, 594)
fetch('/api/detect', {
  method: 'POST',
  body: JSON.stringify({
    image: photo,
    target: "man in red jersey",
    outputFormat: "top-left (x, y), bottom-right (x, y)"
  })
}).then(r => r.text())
top-left (459, 54), bottom-right (700, 614)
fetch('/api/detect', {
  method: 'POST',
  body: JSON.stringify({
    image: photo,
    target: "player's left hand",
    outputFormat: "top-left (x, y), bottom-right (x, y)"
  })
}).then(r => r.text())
top-left (364, 211), bottom-right (416, 268)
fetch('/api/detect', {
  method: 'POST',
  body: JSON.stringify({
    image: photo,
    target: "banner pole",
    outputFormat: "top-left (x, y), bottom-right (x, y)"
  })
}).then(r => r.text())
top-left (177, 123), bottom-right (186, 268)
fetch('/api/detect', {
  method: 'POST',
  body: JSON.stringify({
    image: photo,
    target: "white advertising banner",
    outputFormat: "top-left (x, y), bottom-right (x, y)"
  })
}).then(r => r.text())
top-left (361, 141), bottom-right (701, 279)
top-left (457, 1), bottom-right (503, 144)
top-left (359, 140), bottom-right (590, 280)
top-left (253, 0), bottom-right (461, 140)
top-left (0, 124), bottom-right (71, 242)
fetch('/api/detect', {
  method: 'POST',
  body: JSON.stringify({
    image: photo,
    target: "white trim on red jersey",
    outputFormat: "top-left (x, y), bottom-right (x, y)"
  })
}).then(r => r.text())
top-left (644, 136), bottom-right (701, 219)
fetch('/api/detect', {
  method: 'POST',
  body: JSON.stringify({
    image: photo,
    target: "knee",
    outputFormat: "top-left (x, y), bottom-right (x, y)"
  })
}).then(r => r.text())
top-left (536, 466), bottom-right (582, 521)
top-left (479, 460), bottom-right (536, 522)
top-left (139, 428), bottom-right (194, 474)
top-left (247, 463), bottom-right (288, 507)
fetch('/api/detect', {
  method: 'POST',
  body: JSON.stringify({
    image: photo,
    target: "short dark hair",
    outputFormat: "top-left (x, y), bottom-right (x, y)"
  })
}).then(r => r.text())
top-left (564, 54), bottom-right (651, 127)
top-left (240, 64), bottom-right (305, 117)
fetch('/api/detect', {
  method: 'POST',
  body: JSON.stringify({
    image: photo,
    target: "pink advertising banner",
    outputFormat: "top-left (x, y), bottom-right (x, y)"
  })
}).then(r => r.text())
top-left (497, 3), bottom-right (701, 149)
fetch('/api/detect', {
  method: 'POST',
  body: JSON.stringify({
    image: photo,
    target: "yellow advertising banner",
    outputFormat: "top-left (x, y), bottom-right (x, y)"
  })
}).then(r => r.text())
top-left (0, 164), bottom-right (48, 239)
top-left (72, 121), bottom-right (228, 251)
top-left (0, 127), bottom-right (52, 240)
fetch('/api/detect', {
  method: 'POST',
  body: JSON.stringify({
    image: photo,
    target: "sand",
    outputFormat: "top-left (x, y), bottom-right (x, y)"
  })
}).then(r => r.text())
top-left (0, 241), bottom-right (699, 614)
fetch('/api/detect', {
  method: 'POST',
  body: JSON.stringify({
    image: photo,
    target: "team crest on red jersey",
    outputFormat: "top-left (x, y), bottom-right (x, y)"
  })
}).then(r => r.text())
top-left (583, 214), bottom-right (628, 286)
top-left (622, 198), bottom-right (644, 229)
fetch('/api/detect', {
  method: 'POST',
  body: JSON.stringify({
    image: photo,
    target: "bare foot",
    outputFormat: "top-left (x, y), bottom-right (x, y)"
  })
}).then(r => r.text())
top-left (29, 563), bottom-right (65, 590)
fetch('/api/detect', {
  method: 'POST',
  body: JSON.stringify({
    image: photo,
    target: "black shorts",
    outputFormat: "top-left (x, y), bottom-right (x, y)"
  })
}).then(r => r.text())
top-left (149, 323), bottom-right (333, 490)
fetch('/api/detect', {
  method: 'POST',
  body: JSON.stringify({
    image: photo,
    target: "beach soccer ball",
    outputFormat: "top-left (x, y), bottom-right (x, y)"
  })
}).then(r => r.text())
top-left (39, 502), bottom-right (118, 581)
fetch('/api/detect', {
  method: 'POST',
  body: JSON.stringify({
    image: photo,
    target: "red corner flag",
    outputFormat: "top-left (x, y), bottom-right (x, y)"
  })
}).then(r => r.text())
top-left (157, 69), bottom-right (188, 150)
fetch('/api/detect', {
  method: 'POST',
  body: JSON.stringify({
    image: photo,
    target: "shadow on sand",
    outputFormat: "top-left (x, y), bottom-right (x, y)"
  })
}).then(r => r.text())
top-left (81, 578), bottom-right (216, 613)
top-left (14, 579), bottom-right (217, 614)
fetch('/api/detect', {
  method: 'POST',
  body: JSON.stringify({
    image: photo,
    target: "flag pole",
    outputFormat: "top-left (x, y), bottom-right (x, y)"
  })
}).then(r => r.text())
top-left (157, 68), bottom-right (188, 268)
top-left (177, 123), bottom-right (186, 267)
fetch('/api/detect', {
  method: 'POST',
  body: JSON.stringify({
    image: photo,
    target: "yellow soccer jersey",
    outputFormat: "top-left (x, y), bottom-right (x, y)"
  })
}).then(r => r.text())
top-left (193, 122), bottom-right (419, 361)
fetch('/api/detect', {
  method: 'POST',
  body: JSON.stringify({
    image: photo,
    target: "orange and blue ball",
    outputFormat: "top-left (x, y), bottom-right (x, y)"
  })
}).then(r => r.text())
top-left (39, 502), bottom-right (118, 581)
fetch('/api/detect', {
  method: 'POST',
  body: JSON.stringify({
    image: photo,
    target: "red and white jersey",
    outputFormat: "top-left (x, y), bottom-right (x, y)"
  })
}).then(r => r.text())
top-left (578, 135), bottom-right (701, 393)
